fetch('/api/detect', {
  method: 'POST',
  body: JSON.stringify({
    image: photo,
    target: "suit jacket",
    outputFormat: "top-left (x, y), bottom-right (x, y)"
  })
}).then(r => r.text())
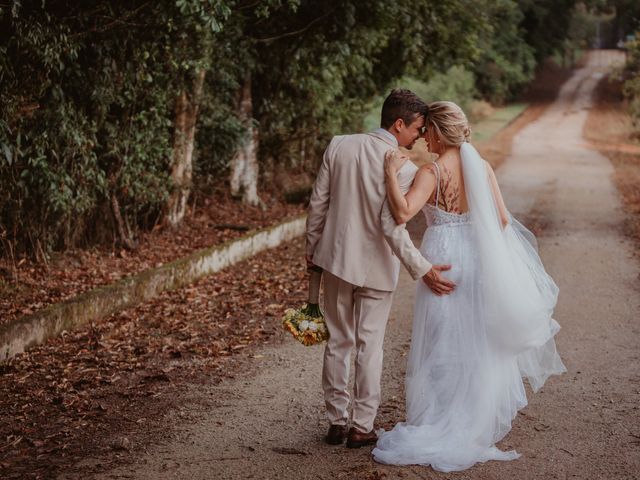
top-left (306, 130), bottom-right (432, 292)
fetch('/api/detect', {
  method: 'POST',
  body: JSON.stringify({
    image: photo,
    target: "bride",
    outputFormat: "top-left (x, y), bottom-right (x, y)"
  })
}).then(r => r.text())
top-left (371, 101), bottom-right (566, 472)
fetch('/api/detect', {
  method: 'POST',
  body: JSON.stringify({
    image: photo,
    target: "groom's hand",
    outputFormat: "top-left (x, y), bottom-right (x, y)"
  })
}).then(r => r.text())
top-left (422, 265), bottom-right (456, 296)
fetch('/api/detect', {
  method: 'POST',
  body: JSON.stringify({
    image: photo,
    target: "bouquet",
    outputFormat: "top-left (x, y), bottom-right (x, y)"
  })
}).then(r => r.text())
top-left (282, 266), bottom-right (329, 346)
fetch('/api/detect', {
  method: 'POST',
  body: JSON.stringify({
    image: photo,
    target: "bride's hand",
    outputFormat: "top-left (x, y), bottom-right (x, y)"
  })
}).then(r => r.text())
top-left (384, 150), bottom-right (409, 176)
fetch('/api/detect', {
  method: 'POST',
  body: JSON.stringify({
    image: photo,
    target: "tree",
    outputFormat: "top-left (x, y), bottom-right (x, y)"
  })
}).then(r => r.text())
top-left (0, 1), bottom-right (223, 254)
top-left (229, 73), bottom-right (261, 206)
top-left (473, 0), bottom-right (536, 104)
top-left (167, 69), bottom-right (207, 227)
top-left (517, 0), bottom-right (577, 62)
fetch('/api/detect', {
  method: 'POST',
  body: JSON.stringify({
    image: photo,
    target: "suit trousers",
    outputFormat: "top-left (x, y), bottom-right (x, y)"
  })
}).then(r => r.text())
top-left (322, 271), bottom-right (394, 433)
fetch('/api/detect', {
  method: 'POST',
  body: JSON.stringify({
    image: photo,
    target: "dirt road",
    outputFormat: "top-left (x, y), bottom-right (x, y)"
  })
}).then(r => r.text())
top-left (86, 51), bottom-right (639, 480)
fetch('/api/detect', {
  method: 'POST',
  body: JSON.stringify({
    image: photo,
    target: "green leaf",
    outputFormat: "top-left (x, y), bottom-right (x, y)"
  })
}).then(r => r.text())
top-left (1, 144), bottom-right (12, 165)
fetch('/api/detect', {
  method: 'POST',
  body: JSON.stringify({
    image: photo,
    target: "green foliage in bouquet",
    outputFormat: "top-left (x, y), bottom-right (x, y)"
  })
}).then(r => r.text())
top-left (301, 302), bottom-right (323, 319)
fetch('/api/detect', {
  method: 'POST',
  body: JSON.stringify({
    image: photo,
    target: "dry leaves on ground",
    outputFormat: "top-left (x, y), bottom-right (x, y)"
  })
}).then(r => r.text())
top-left (0, 237), bottom-right (308, 479)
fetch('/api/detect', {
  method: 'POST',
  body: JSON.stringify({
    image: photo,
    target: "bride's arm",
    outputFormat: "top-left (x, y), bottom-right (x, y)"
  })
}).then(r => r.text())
top-left (385, 156), bottom-right (436, 224)
top-left (485, 161), bottom-right (510, 229)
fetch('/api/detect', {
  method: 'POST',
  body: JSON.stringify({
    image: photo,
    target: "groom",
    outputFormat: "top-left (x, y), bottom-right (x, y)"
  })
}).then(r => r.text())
top-left (306, 89), bottom-right (455, 448)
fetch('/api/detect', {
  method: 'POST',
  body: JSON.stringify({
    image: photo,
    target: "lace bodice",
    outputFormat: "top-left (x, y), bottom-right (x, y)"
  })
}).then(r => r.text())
top-left (423, 203), bottom-right (471, 227)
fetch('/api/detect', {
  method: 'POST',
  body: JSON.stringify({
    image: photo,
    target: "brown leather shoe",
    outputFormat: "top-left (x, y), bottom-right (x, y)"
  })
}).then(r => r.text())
top-left (325, 424), bottom-right (347, 445)
top-left (346, 427), bottom-right (378, 449)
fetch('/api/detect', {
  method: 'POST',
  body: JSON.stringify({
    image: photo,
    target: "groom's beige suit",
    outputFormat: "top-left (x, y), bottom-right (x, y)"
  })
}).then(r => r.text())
top-left (306, 129), bottom-right (432, 433)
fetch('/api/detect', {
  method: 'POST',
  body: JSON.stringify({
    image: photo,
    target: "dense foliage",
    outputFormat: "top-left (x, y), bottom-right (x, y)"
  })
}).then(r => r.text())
top-left (589, 0), bottom-right (640, 133)
top-left (0, 1), bottom-right (227, 257)
top-left (622, 37), bottom-right (640, 134)
top-left (1, 0), bottom-right (617, 260)
top-left (473, 0), bottom-right (536, 104)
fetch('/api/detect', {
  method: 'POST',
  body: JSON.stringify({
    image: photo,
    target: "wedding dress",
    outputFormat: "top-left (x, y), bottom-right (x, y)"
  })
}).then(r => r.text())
top-left (372, 143), bottom-right (566, 472)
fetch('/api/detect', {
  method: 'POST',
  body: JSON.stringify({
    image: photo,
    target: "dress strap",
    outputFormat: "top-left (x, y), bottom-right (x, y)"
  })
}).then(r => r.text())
top-left (432, 162), bottom-right (441, 208)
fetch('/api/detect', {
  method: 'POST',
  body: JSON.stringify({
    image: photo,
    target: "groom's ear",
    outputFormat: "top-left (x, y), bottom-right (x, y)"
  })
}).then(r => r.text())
top-left (392, 118), bottom-right (405, 133)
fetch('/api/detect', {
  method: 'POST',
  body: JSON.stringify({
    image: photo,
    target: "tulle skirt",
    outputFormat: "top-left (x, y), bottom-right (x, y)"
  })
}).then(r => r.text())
top-left (372, 220), bottom-right (566, 472)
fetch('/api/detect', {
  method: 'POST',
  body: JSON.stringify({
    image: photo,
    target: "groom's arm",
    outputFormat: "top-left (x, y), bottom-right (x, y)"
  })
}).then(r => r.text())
top-left (380, 161), bottom-right (432, 280)
top-left (305, 138), bottom-right (335, 261)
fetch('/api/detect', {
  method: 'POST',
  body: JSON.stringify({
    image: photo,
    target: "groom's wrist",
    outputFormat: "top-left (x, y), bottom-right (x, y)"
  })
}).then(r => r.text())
top-left (417, 262), bottom-right (432, 279)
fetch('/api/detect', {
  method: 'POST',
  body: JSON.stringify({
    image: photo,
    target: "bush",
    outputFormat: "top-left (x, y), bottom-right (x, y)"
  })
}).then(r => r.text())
top-left (622, 36), bottom-right (640, 135)
top-left (0, 2), bottom-right (238, 258)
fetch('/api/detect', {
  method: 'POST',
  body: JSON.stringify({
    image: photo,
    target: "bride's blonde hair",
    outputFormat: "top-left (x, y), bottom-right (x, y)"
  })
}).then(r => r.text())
top-left (426, 101), bottom-right (471, 147)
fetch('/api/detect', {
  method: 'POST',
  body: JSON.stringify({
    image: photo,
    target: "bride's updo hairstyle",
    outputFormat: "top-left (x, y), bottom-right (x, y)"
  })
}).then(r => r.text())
top-left (426, 101), bottom-right (471, 147)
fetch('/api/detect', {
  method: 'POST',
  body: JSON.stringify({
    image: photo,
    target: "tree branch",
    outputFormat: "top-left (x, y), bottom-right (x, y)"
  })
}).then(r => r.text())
top-left (69, 1), bottom-right (154, 38)
top-left (249, 9), bottom-right (335, 44)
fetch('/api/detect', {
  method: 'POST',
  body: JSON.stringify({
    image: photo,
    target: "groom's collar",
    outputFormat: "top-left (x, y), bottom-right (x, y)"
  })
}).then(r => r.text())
top-left (370, 128), bottom-right (399, 147)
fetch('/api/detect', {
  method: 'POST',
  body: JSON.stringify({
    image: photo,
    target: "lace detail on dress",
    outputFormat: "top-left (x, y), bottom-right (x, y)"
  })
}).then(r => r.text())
top-left (423, 204), bottom-right (471, 227)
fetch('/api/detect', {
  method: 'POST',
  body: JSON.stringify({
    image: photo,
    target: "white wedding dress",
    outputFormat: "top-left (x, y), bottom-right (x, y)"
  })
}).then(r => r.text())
top-left (372, 143), bottom-right (566, 472)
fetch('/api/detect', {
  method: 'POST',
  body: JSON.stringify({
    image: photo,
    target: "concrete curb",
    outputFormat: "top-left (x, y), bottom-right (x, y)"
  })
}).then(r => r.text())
top-left (0, 215), bottom-right (307, 362)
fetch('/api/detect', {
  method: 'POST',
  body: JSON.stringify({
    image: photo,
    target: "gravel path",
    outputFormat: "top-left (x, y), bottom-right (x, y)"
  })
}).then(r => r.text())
top-left (86, 50), bottom-right (639, 480)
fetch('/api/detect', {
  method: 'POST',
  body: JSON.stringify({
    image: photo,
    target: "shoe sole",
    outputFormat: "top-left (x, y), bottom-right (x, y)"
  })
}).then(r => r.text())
top-left (325, 437), bottom-right (345, 445)
top-left (346, 439), bottom-right (377, 449)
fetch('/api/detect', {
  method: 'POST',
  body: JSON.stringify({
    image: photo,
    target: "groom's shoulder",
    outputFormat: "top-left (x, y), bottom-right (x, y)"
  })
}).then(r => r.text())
top-left (330, 132), bottom-right (368, 144)
top-left (327, 133), bottom-right (369, 153)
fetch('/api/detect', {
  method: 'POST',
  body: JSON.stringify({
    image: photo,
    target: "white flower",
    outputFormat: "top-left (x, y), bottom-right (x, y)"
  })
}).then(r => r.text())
top-left (308, 322), bottom-right (318, 332)
top-left (299, 320), bottom-right (310, 331)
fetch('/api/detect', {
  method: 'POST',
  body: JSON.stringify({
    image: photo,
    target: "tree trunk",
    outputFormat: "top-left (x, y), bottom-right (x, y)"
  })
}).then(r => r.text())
top-left (111, 190), bottom-right (136, 251)
top-left (166, 69), bottom-right (206, 228)
top-left (107, 164), bottom-right (137, 251)
top-left (230, 73), bottom-right (262, 207)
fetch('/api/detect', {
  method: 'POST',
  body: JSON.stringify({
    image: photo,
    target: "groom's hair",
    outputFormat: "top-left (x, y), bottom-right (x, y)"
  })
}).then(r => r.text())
top-left (380, 89), bottom-right (428, 129)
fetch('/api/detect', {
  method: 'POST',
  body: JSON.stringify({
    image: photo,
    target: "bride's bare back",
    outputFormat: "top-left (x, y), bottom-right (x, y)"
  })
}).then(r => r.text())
top-left (426, 150), bottom-right (469, 214)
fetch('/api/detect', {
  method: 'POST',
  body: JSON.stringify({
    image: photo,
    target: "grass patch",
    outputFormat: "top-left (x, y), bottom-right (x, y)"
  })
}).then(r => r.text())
top-left (471, 103), bottom-right (528, 143)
